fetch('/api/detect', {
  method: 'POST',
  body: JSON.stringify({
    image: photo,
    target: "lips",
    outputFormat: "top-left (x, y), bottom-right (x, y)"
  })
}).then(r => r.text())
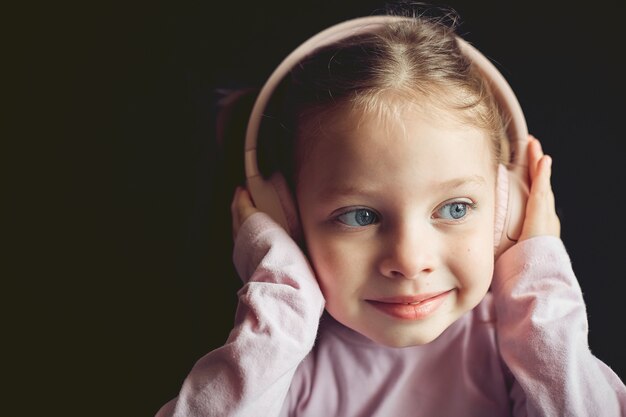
top-left (366, 290), bottom-right (454, 320)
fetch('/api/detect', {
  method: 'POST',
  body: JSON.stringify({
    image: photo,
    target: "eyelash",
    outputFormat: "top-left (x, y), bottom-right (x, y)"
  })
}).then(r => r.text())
top-left (433, 200), bottom-right (477, 223)
top-left (332, 200), bottom-right (477, 229)
top-left (333, 207), bottom-right (379, 228)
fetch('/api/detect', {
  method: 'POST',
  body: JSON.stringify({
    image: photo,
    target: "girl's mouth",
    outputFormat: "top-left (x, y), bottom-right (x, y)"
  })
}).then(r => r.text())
top-left (366, 290), bottom-right (454, 320)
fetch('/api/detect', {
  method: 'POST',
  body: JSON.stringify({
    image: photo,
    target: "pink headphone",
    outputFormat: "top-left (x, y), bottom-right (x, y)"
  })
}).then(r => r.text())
top-left (244, 15), bottom-right (529, 257)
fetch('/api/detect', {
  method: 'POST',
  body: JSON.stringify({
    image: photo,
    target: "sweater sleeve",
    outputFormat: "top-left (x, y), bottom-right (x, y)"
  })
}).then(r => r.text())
top-left (492, 236), bottom-right (626, 417)
top-left (155, 212), bottom-right (325, 417)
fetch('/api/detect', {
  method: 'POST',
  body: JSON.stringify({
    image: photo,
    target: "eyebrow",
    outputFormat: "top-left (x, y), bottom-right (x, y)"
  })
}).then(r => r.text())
top-left (435, 175), bottom-right (487, 190)
top-left (317, 175), bottom-right (487, 201)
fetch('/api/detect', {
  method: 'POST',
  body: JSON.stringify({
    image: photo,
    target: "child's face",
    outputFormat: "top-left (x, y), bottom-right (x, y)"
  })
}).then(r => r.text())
top-left (296, 102), bottom-right (497, 347)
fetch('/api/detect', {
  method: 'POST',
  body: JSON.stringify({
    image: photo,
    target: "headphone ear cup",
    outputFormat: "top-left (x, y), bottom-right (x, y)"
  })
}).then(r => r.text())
top-left (268, 172), bottom-right (301, 239)
top-left (494, 163), bottom-right (509, 256)
top-left (494, 163), bottom-right (530, 258)
top-left (246, 174), bottom-right (292, 233)
top-left (246, 173), bottom-right (300, 237)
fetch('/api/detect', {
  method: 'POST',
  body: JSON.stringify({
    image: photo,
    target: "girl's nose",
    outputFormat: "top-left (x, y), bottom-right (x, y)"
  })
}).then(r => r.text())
top-left (377, 225), bottom-right (437, 280)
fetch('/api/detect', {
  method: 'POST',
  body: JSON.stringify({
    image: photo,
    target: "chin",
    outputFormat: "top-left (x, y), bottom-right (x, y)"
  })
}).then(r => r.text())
top-left (365, 325), bottom-right (449, 348)
top-left (363, 310), bottom-right (462, 348)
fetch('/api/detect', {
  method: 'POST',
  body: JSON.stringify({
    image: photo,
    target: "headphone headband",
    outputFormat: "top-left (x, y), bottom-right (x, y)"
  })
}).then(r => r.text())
top-left (245, 15), bottom-right (528, 181)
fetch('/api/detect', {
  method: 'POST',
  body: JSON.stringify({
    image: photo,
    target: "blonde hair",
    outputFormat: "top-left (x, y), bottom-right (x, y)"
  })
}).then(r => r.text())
top-left (259, 13), bottom-right (509, 190)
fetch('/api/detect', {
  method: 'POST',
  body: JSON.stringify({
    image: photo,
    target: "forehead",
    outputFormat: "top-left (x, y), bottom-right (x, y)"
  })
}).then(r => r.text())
top-left (296, 99), bottom-right (494, 187)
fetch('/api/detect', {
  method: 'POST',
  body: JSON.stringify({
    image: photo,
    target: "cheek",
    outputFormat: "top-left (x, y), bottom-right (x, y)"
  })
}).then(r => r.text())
top-left (308, 243), bottom-right (340, 295)
top-left (445, 203), bottom-right (495, 275)
top-left (451, 226), bottom-right (495, 292)
top-left (304, 233), bottom-right (346, 295)
top-left (304, 232), bottom-right (371, 299)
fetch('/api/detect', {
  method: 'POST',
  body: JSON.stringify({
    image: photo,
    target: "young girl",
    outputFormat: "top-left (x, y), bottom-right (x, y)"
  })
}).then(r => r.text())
top-left (157, 10), bottom-right (626, 417)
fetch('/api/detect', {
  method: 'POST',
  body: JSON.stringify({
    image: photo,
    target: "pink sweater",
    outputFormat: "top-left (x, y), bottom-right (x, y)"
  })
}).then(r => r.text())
top-left (156, 212), bottom-right (626, 417)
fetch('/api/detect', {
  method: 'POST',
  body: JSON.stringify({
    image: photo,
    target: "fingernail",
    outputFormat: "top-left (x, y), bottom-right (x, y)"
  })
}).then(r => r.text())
top-left (544, 155), bottom-right (552, 167)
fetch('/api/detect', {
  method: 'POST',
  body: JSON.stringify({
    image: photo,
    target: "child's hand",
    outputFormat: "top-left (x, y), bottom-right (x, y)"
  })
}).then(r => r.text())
top-left (518, 136), bottom-right (561, 241)
top-left (231, 186), bottom-right (260, 239)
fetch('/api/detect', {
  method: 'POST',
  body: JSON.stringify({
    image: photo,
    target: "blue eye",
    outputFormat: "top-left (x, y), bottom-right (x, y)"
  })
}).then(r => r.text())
top-left (337, 208), bottom-right (379, 227)
top-left (436, 202), bottom-right (473, 220)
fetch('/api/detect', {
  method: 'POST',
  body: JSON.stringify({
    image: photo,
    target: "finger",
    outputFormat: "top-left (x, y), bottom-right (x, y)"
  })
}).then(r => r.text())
top-left (231, 186), bottom-right (242, 217)
top-left (233, 186), bottom-right (260, 236)
top-left (519, 155), bottom-right (554, 241)
top-left (528, 136), bottom-right (544, 181)
top-left (534, 155), bottom-right (553, 196)
top-left (532, 155), bottom-right (556, 217)
top-left (536, 155), bottom-right (561, 237)
top-left (237, 187), bottom-right (253, 209)
top-left (231, 187), bottom-right (241, 234)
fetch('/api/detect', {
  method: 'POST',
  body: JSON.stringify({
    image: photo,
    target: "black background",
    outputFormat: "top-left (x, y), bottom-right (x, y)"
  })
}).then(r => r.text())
top-left (12, 0), bottom-right (625, 415)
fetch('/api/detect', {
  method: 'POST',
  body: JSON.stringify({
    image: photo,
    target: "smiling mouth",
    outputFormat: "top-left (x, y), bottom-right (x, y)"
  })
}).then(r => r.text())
top-left (366, 290), bottom-right (453, 320)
